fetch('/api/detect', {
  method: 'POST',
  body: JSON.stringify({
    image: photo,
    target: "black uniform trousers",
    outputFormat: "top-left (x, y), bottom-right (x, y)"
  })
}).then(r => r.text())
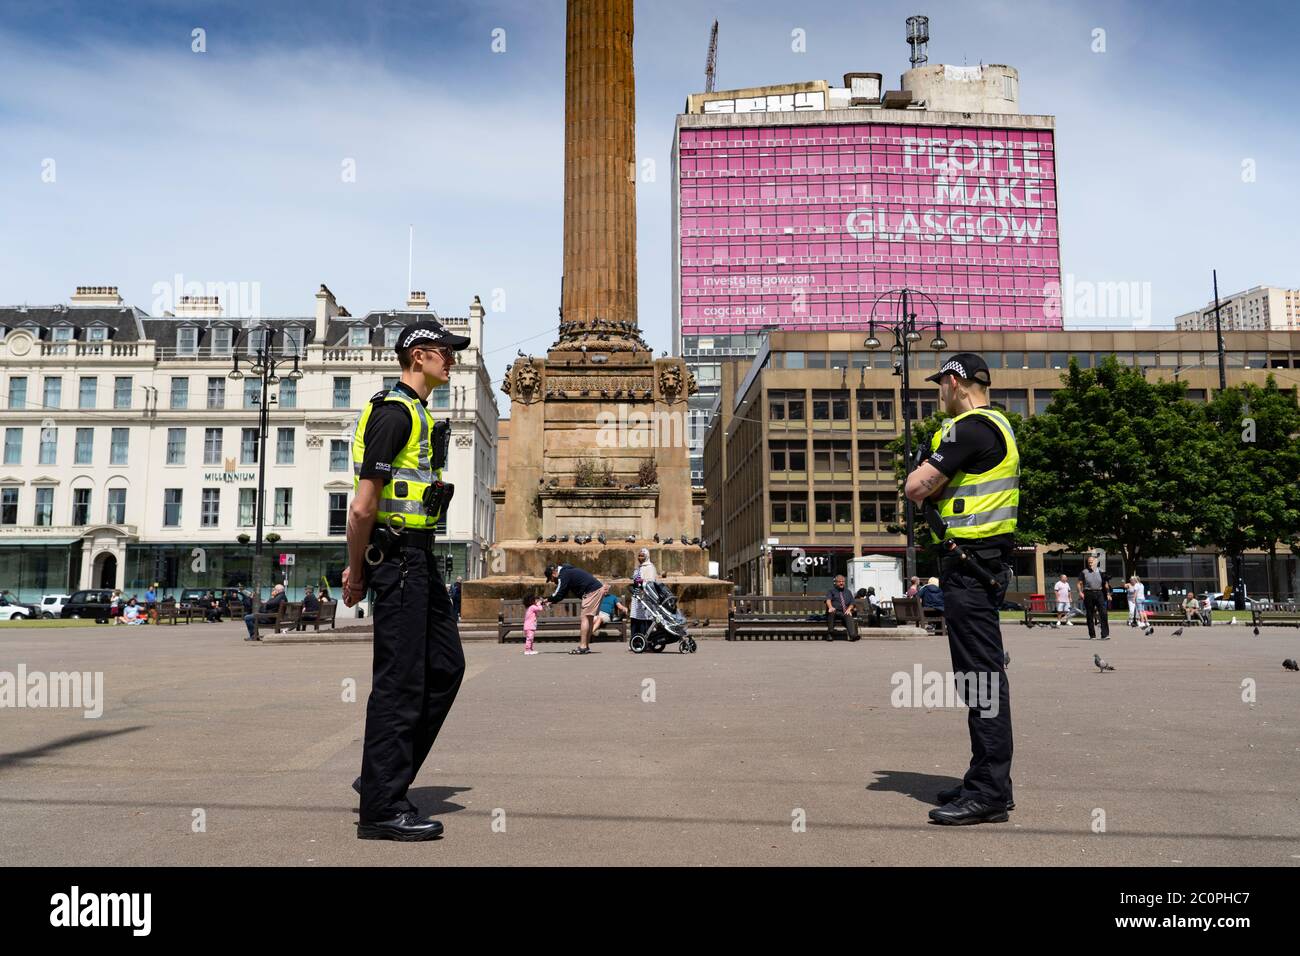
top-left (360, 545), bottom-right (466, 822)
top-left (1083, 589), bottom-right (1109, 639)
top-left (940, 556), bottom-right (1013, 808)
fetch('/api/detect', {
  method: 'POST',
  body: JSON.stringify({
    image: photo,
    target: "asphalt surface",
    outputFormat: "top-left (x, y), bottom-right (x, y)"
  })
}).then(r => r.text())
top-left (1, 619), bottom-right (1297, 866)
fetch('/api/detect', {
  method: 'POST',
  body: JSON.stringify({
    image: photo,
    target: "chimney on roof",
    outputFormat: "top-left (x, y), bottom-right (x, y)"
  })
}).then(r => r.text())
top-left (315, 283), bottom-right (339, 342)
top-left (176, 295), bottom-right (222, 317)
top-left (467, 294), bottom-right (485, 351)
top-left (70, 285), bottom-right (123, 307)
top-left (406, 291), bottom-right (429, 311)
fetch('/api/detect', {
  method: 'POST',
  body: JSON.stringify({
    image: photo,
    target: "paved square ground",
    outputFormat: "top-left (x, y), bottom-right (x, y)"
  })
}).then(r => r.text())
top-left (1, 620), bottom-right (1297, 866)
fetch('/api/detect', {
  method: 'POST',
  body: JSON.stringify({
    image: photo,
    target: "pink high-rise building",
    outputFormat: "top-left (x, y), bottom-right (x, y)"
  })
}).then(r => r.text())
top-left (672, 57), bottom-right (1061, 479)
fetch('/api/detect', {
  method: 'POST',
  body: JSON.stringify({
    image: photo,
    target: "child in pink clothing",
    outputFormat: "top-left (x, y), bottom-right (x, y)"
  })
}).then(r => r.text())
top-left (522, 593), bottom-right (542, 655)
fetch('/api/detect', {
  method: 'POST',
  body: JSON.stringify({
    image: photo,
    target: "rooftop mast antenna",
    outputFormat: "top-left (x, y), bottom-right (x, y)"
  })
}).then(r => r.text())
top-left (704, 19), bottom-right (718, 93)
top-left (407, 224), bottom-right (413, 298)
top-left (906, 14), bottom-right (929, 68)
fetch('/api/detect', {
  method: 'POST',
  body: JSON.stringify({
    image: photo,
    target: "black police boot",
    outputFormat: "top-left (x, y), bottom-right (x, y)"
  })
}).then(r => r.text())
top-left (928, 797), bottom-right (1009, 825)
top-left (938, 785), bottom-right (1015, 811)
top-left (357, 812), bottom-right (444, 841)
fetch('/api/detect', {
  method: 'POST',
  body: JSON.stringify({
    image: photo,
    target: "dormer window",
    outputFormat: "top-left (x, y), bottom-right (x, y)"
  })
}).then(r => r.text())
top-left (383, 326), bottom-right (401, 348)
top-left (177, 326), bottom-right (199, 356)
top-left (52, 326), bottom-right (75, 343)
top-left (348, 327), bottom-right (370, 348)
top-left (282, 326), bottom-right (305, 356)
top-left (86, 325), bottom-right (108, 343)
top-left (247, 327), bottom-right (268, 355)
top-left (211, 326), bottom-right (233, 356)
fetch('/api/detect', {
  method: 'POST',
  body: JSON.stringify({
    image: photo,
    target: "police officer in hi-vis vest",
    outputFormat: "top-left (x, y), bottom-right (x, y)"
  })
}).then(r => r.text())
top-left (342, 318), bottom-right (468, 841)
top-left (905, 353), bottom-right (1018, 826)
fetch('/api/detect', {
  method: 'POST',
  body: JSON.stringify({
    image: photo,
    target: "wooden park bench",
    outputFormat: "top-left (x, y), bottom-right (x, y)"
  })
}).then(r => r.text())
top-left (156, 598), bottom-right (203, 625)
top-left (252, 601), bottom-right (301, 636)
top-left (1020, 594), bottom-right (1065, 628)
top-left (295, 599), bottom-right (338, 632)
top-left (726, 594), bottom-right (860, 641)
top-left (1142, 601), bottom-right (1203, 627)
top-left (497, 598), bottom-right (628, 644)
top-left (893, 595), bottom-right (946, 636)
top-left (1251, 604), bottom-right (1300, 629)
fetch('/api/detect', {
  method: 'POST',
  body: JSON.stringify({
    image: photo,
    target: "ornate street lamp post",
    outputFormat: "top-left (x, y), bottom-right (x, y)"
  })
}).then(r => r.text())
top-left (863, 288), bottom-right (947, 584)
top-left (228, 328), bottom-right (304, 598)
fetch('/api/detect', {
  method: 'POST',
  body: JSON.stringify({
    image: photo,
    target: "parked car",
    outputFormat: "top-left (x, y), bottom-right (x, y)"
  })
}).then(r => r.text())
top-left (1207, 592), bottom-right (1256, 611)
top-left (39, 594), bottom-right (72, 619)
top-left (180, 587), bottom-right (246, 607)
top-left (60, 589), bottom-right (117, 623)
top-left (0, 594), bottom-right (42, 621)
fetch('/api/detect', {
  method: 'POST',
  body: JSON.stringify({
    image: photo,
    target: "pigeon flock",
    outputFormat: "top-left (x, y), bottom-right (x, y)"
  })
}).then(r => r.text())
top-left (532, 532), bottom-right (705, 548)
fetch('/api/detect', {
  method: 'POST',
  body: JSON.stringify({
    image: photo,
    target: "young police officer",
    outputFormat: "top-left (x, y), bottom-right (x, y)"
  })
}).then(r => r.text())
top-left (904, 353), bottom-right (1018, 826)
top-left (342, 318), bottom-right (468, 841)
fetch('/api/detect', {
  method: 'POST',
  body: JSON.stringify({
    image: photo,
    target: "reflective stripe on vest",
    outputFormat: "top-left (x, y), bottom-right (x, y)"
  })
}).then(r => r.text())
top-left (929, 407), bottom-right (1019, 542)
top-left (351, 388), bottom-right (443, 530)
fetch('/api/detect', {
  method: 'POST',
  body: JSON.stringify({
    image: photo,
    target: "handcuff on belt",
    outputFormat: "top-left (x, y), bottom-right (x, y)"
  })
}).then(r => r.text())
top-left (365, 514), bottom-right (407, 566)
top-left (363, 481), bottom-right (456, 566)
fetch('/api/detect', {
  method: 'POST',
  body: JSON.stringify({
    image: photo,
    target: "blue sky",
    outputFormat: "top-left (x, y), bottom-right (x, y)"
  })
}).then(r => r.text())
top-left (1, 0), bottom-right (1297, 389)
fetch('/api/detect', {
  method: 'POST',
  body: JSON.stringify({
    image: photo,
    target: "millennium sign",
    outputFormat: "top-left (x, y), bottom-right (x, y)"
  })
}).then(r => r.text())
top-left (203, 470), bottom-right (256, 484)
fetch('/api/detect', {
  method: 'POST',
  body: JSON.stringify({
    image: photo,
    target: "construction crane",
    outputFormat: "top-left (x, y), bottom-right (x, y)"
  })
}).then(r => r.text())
top-left (704, 19), bottom-right (718, 93)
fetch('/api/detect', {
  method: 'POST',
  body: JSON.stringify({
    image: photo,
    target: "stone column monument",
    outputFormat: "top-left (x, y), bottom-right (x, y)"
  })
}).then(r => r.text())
top-left (461, 0), bottom-right (729, 623)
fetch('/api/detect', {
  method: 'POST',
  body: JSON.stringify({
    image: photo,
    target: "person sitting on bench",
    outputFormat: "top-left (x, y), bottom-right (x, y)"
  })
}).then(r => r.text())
top-left (244, 584), bottom-right (286, 642)
top-left (825, 574), bottom-right (859, 640)
top-left (298, 585), bottom-right (320, 630)
top-left (1182, 591), bottom-right (1201, 625)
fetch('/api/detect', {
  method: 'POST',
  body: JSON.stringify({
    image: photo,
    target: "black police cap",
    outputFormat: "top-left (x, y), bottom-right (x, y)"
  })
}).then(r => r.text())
top-left (396, 319), bottom-right (471, 352)
top-left (925, 352), bottom-right (991, 386)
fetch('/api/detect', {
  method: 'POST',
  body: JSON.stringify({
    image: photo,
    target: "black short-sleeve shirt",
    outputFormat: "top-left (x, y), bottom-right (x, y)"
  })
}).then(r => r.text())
top-left (926, 410), bottom-right (1015, 553)
top-left (357, 382), bottom-right (422, 485)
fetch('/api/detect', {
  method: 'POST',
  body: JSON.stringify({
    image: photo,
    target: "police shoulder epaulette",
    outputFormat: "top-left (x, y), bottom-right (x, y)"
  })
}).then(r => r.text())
top-left (368, 389), bottom-right (389, 404)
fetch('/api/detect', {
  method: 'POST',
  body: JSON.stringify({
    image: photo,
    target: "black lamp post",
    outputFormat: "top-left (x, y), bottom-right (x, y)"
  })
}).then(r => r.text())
top-left (863, 288), bottom-right (947, 585)
top-left (228, 328), bottom-right (304, 597)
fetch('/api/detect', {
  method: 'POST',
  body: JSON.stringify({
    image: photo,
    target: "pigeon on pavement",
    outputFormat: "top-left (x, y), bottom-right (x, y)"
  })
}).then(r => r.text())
top-left (1283, 659), bottom-right (1299, 672)
top-left (1143, 625), bottom-right (1155, 636)
top-left (1171, 627), bottom-right (1184, 637)
top-left (1093, 653), bottom-right (1115, 672)
top-left (1003, 650), bottom-right (1011, 666)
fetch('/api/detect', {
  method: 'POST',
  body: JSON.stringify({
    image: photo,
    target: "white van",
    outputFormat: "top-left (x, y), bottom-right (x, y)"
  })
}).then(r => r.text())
top-left (40, 594), bottom-right (73, 619)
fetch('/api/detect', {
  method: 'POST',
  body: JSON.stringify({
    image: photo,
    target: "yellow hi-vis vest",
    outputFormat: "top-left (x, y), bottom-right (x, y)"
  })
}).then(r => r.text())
top-left (929, 406), bottom-right (1019, 543)
top-left (351, 388), bottom-right (443, 530)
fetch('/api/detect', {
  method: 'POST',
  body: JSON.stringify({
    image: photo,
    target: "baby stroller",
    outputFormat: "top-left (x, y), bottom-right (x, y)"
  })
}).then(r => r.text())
top-left (628, 581), bottom-right (697, 654)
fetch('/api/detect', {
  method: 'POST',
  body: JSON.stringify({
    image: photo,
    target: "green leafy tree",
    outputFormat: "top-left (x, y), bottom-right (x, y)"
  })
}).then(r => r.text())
top-left (1015, 357), bottom-right (1216, 575)
top-left (1197, 378), bottom-right (1300, 601)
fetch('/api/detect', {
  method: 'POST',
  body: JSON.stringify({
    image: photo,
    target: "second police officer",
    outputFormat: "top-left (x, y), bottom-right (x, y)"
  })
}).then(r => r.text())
top-left (342, 318), bottom-right (468, 841)
top-left (904, 352), bottom-right (1019, 826)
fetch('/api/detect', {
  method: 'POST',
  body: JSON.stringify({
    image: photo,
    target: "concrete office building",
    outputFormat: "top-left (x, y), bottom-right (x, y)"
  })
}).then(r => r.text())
top-left (672, 37), bottom-right (1061, 481)
top-left (702, 328), bottom-right (1300, 600)
top-left (1174, 285), bottom-right (1300, 332)
top-left (0, 285), bottom-right (498, 602)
